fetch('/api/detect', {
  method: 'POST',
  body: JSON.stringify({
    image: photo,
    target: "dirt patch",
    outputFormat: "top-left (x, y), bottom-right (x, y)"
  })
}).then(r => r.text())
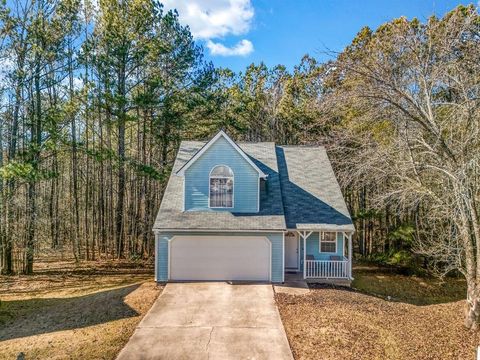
top-left (0, 263), bottom-right (162, 360)
top-left (277, 285), bottom-right (479, 359)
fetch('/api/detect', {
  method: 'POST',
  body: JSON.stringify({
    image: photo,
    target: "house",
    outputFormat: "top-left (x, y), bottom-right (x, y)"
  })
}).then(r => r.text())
top-left (153, 130), bottom-right (355, 283)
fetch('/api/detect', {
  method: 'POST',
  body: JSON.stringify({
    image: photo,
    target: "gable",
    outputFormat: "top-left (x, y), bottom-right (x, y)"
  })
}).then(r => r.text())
top-left (176, 130), bottom-right (266, 178)
top-left (153, 140), bottom-right (286, 230)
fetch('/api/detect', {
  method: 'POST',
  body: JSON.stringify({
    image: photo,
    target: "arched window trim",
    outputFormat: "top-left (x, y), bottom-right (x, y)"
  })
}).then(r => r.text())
top-left (209, 165), bottom-right (234, 178)
top-left (209, 165), bottom-right (234, 208)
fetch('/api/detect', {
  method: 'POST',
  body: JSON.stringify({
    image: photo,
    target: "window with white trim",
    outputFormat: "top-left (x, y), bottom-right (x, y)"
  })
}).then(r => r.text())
top-left (209, 165), bottom-right (234, 208)
top-left (320, 232), bottom-right (337, 253)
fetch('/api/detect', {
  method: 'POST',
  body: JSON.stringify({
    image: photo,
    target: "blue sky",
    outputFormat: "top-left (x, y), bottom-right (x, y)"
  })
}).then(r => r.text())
top-left (163, 0), bottom-right (473, 72)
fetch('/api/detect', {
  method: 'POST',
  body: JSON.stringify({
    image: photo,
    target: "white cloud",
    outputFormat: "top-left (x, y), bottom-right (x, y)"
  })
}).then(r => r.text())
top-left (163, 0), bottom-right (254, 39)
top-left (60, 76), bottom-right (84, 92)
top-left (163, 0), bottom-right (254, 57)
top-left (0, 58), bottom-right (14, 92)
top-left (206, 39), bottom-right (253, 56)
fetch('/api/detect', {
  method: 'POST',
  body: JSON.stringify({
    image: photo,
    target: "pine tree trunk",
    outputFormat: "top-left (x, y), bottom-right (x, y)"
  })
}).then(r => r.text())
top-left (116, 118), bottom-right (126, 258)
top-left (2, 53), bottom-right (24, 274)
top-left (115, 58), bottom-right (127, 259)
top-left (25, 59), bottom-right (43, 275)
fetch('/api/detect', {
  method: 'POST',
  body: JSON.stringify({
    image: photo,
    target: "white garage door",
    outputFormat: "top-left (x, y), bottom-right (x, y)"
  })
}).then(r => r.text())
top-left (170, 236), bottom-right (271, 281)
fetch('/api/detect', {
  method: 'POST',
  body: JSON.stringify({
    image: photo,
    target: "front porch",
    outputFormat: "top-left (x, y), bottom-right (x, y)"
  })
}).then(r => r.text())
top-left (284, 230), bottom-right (353, 284)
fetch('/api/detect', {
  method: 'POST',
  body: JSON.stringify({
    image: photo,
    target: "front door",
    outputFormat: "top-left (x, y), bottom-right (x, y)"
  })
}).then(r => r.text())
top-left (285, 232), bottom-right (298, 269)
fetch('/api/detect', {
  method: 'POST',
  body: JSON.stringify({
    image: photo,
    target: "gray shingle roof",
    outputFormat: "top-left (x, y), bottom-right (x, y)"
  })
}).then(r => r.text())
top-left (276, 146), bottom-right (354, 231)
top-left (153, 141), bottom-right (354, 232)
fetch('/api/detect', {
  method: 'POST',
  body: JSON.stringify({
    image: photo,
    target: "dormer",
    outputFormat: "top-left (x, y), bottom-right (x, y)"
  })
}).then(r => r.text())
top-left (176, 131), bottom-right (267, 213)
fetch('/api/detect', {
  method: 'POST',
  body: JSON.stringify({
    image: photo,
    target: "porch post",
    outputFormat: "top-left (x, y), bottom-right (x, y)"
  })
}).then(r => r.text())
top-left (154, 233), bottom-right (158, 282)
top-left (348, 232), bottom-right (353, 279)
top-left (303, 232), bottom-right (306, 279)
top-left (297, 230), bottom-right (311, 279)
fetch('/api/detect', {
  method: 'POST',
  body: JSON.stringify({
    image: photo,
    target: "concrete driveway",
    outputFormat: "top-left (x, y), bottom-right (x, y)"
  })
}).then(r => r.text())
top-left (117, 282), bottom-right (293, 360)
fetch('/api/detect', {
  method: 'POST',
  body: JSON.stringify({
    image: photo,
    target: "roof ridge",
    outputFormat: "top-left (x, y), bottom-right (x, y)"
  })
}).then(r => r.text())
top-left (277, 144), bottom-right (326, 148)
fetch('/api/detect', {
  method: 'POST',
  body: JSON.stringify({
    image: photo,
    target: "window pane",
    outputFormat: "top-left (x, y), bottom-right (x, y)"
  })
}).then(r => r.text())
top-left (321, 242), bottom-right (336, 253)
top-left (320, 232), bottom-right (336, 253)
top-left (210, 178), bottom-right (233, 207)
top-left (211, 165), bottom-right (233, 177)
top-left (323, 232), bottom-right (336, 241)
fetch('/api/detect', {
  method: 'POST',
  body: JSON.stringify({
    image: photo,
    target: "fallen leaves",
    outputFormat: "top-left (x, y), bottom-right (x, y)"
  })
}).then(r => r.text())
top-left (0, 265), bottom-right (162, 360)
top-left (276, 287), bottom-right (479, 360)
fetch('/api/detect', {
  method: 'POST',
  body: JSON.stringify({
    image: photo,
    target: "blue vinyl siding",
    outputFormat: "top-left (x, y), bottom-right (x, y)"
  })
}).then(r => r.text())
top-left (155, 231), bottom-right (283, 283)
top-left (156, 233), bottom-right (170, 281)
top-left (268, 232), bottom-right (283, 282)
top-left (300, 232), bottom-right (344, 270)
top-left (184, 137), bottom-right (259, 212)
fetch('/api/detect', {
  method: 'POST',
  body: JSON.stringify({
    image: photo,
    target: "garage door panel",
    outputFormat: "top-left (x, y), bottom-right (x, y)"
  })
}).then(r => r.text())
top-left (170, 236), bottom-right (270, 281)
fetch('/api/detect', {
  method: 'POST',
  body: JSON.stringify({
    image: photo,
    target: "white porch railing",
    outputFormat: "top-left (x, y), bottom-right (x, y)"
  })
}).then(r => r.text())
top-left (304, 259), bottom-right (350, 279)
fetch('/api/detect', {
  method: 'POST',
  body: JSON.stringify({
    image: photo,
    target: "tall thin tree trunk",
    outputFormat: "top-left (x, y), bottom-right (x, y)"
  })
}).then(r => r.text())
top-left (69, 45), bottom-right (80, 262)
top-left (115, 61), bottom-right (127, 259)
top-left (25, 58), bottom-right (42, 275)
top-left (2, 54), bottom-right (24, 274)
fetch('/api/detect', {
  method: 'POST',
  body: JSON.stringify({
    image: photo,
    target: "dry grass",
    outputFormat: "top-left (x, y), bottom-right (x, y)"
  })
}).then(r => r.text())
top-left (0, 260), bottom-right (162, 360)
top-left (352, 264), bottom-right (466, 305)
top-left (276, 266), bottom-right (479, 360)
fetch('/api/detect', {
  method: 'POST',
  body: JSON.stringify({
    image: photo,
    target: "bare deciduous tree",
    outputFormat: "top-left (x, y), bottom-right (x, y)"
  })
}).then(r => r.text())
top-left (329, 6), bottom-right (480, 328)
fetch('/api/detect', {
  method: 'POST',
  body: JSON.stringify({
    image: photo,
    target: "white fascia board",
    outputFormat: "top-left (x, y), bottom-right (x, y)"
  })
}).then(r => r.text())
top-left (175, 130), bottom-right (267, 178)
top-left (294, 224), bottom-right (355, 232)
top-left (151, 228), bottom-right (285, 233)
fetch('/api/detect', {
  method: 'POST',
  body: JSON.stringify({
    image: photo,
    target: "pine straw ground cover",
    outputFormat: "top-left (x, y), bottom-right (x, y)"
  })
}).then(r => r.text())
top-left (0, 259), bottom-right (162, 360)
top-left (276, 266), bottom-right (479, 360)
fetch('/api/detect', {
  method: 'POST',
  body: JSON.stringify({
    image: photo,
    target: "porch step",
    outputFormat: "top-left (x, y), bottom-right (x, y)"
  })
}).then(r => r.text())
top-left (284, 272), bottom-right (304, 281)
top-left (275, 277), bottom-right (309, 296)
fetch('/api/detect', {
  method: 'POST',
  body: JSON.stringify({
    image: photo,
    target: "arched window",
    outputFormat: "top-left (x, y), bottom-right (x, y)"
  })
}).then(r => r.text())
top-left (209, 165), bottom-right (234, 208)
